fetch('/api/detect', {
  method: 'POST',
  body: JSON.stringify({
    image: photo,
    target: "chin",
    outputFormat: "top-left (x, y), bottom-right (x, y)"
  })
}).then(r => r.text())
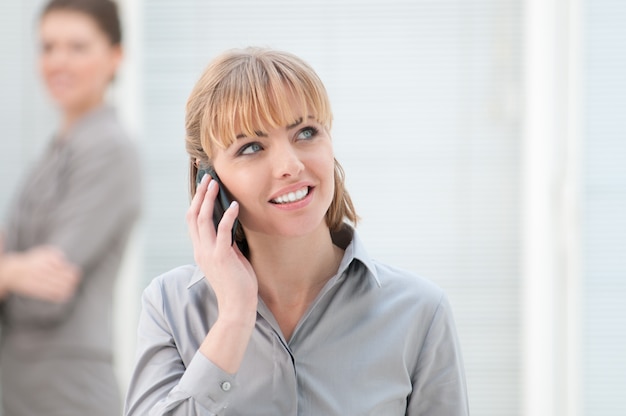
top-left (277, 218), bottom-right (328, 239)
top-left (51, 95), bottom-right (77, 109)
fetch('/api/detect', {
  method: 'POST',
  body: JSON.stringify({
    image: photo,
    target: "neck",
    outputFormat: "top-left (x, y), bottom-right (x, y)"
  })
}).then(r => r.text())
top-left (246, 223), bottom-right (344, 341)
top-left (59, 98), bottom-right (105, 137)
top-left (247, 224), bottom-right (343, 307)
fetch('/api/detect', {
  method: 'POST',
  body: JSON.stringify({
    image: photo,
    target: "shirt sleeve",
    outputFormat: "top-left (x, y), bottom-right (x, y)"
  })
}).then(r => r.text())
top-left (407, 294), bottom-right (470, 415)
top-left (124, 280), bottom-right (237, 416)
top-left (2, 131), bottom-right (141, 327)
top-left (47, 131), bottom-right (141, 272)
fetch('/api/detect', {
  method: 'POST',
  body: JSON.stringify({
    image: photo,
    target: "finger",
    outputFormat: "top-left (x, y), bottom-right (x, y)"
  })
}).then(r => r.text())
top-left (27, 277), bottom-right (66, 302)
top-left (44, 281), bottom-right (70, 302)
top-left (197, 179), bottom-right (219, 243)
top-left (187, 173), bottom-right (210, 246)
top-left (37, 247), bottom-right (75, 276)
top-left (39, 249), bottom-right (75, 276)
top-left (47, 267), bottom-right (80, 302)
top-left (216, 201), bottom-right (239, 248)
top-left (47, 284), bottom-right (73, 303)
top-left (59, 263), bottom-right (82, 288)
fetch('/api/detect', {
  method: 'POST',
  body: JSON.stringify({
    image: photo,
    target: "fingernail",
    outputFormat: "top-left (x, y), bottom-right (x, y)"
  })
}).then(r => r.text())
top-left (230, 201), bottom-right (238, 209)
top-left (201, 173), bottom-right (209, 184)
top-left (208, 179), bottom-right (216, 190)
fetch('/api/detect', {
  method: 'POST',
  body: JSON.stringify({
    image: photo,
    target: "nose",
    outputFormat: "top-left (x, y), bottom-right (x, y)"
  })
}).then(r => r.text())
top-left (272, 141), bottom-right (304, 178)
top-left (42, 47), bottom-right (68, 70)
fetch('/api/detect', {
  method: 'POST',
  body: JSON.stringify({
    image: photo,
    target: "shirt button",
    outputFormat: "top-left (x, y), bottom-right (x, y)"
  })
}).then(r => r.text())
top-left (221, 381), bottom-right (232, 392)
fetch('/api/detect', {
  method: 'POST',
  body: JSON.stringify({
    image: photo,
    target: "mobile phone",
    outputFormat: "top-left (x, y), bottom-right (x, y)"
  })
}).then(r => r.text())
top-left (196, 166), bottom-right (239, 246)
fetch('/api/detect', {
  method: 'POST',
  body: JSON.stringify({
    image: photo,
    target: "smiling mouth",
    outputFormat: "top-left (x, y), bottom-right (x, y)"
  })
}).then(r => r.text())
top-left (270, 186), bottom-right (310, 204)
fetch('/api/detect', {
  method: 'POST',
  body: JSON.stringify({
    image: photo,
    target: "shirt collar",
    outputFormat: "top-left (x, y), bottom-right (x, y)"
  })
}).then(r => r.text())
top-left (332, 225), bottom-right (381, 287)
top-left (187, 224), bottom-right (380, 289)
top-left (187, 266), bottom-right (206, 288)
top-left (53, 104), bottom-right (116, 146)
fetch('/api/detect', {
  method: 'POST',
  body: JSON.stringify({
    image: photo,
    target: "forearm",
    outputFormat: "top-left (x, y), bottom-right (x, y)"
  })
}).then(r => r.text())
top-left (0, 253), bottom-right (20, 300)
top-left (0, 254), bottom-right (10, 300)
top-left (125, 283), bottom-right (257, 416)
top-left (199, 312), bottom-right (256, 374)
top-left (0, 247), bottom-right (80, 325)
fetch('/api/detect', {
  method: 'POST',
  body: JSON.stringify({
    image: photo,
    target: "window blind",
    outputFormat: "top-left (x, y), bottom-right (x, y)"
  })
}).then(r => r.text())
top-left (0, 0), bottom-right (56, 218)
top-left (583, 1), bottom-right (626, 414)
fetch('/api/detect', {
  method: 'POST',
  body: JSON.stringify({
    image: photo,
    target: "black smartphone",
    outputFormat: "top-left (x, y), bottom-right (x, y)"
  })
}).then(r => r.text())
top-left (196, 166), bottom-right (239, 246)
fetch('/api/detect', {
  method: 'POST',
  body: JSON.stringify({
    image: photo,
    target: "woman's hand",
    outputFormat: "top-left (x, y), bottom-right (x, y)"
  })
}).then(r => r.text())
top-left (186, 174), bottom-right (258, 373)
top-left (0, 238), bottom-right (81, 303)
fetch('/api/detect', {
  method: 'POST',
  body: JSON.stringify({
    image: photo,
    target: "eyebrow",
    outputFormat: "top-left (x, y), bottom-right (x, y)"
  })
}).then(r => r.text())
top-left (235, 117), bottom-right (312, 139)
top-left (287, 117), bottom-right (304, 129)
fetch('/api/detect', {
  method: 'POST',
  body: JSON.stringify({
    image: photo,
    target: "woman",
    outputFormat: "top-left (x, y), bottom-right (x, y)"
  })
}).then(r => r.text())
top-left (125, 47), bottom-right (468, 415)
top-left (0, 0), bottom-right (141, 414)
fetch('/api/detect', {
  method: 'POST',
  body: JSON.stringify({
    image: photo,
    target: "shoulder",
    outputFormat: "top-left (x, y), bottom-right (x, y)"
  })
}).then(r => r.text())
top-left (142, 264), bottom-right (213, 312)
top-left (64, 107), bottom-right (141, 183)
top-left (341, 227), bottom-right (447, 314)
top-left (371, 259), bottom-right (447, 313)
top-left (141, 264), bottom-right (217, 354)
top-left (144, 264), bottom-right (200, 299)
top-left (367, 261), bottom-right (460, 358)
top-left (69, 106), bottom-right (137, 158)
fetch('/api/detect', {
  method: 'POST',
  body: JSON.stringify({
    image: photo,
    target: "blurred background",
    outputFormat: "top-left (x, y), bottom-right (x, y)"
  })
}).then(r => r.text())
top-left (0, 0), bottom-right (624, 415)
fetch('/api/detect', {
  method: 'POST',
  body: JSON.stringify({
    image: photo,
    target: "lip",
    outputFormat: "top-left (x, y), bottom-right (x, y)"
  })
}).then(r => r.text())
top-left (268, 183), bottom-right (315, 209)
top-left (268, 182), bottom-right (313, 202)
top-left (46, 74), bottom-right (74, 91)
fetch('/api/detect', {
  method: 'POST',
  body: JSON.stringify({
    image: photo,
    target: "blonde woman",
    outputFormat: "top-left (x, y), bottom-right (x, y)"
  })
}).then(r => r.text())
top-left (125, 47), bottom-right (467, 415)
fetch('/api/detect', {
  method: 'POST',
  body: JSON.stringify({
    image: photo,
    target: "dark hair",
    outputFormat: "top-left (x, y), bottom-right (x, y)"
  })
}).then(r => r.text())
top-left (41, 0), bottom-right (122, 45)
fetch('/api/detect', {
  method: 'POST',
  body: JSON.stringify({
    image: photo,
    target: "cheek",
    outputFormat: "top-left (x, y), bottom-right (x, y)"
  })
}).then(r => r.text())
top-left (319, 149), bottom-right (336, 184)
top-left (83, 58), bottom-right (111, 84)
top-left (220, 171), bottom-right (256, 208)
top-left (70, 52), bottom-right (113, 87)
top-left (39, 54), bottom-right (56, 78)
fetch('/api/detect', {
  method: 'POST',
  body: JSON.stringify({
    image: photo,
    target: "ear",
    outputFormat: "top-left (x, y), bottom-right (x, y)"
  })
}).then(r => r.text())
top-left (108, 44), bottom-right (124, 80)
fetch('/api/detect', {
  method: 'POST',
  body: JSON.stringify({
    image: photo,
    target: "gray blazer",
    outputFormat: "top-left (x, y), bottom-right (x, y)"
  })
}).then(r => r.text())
top-left (0, 105), bottom-right (142, 416)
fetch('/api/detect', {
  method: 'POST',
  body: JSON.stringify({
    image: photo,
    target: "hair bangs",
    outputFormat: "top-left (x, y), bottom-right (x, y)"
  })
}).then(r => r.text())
top-left (200, 50), bottom-right (332, 159)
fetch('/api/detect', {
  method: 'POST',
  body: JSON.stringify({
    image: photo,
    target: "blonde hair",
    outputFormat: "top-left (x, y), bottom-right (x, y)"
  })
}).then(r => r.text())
top-left (185, 47), bottom-right (357, 231)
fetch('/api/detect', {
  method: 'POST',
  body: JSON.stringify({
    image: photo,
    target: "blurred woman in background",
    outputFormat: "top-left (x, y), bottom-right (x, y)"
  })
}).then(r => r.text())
top-left (0, 0), bottom-right (141, 414)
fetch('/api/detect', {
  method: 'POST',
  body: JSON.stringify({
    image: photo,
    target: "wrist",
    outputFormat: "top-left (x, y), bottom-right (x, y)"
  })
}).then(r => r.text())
top-left (200, 310), bottom-right (256, 374)
top-left (0, 254), bottom-right (15, 298)
top-left (217, 301), bottom-right (258, 330)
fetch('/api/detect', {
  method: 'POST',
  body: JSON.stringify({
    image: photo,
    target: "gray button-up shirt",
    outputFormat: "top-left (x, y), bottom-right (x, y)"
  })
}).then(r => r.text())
top-left (125, 227), bottom-right (469, 415)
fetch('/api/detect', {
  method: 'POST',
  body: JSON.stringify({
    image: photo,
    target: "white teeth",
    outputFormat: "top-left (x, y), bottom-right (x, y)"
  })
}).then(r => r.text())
top-left (272, 187), bottom-right (309, 204)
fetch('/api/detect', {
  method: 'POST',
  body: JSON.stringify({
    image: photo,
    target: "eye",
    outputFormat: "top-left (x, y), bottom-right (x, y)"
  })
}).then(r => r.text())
top-left (40, 42), bottom-right (53, 54)
top-left (70, 41), bottom-right (88, 53)
top-left (238, 142), bottom-right (263, 155)
top-left (297, 127), bottom-right (318, 140)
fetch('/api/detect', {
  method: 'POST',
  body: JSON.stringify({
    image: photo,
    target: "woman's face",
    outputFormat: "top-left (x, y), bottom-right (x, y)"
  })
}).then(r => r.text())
top-left (39, 10), bottom-right (121, 116)
top-left (212, 114), bottom-right (335, 240)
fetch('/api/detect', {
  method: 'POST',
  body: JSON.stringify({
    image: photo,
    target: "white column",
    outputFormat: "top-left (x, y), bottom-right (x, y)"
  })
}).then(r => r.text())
top-left (112, 0), bottom-right (144, 396)
top-left (522, 0), bottom-right (583, 414)
top-left (563, 0), bottom-right (584, 414)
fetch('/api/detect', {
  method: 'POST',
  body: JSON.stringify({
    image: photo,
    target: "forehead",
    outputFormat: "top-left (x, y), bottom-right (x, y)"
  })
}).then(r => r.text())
top-left (234, 93), bottom-right (311, 131)
top-left (40, 10), bottom-right (103, 40)
top-left (217, 88), bottom-right (321, 146)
